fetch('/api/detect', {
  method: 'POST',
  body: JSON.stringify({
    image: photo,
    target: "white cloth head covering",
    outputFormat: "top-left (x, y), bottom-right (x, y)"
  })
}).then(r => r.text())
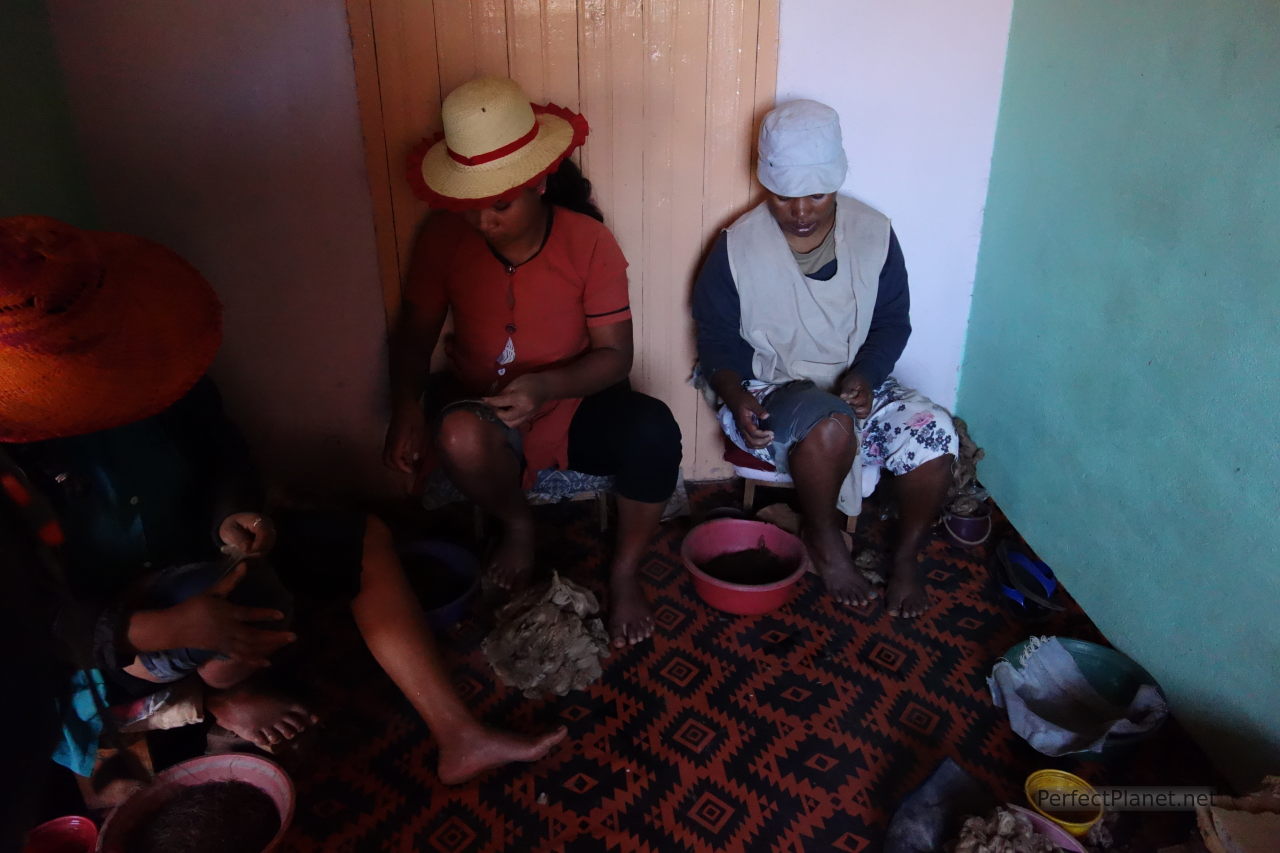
top-left (756, 100), bottom-right (848, 196)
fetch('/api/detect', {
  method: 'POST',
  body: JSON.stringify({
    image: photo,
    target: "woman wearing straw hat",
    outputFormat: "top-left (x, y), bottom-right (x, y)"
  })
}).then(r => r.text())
top-left (387, 77), bottom-right (682, 647)
top-left (1, 215), bottom-right (565, 784)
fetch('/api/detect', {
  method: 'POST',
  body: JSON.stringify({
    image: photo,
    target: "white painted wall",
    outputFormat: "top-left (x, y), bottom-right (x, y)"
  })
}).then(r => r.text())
top-left (776, 0), bottom-right (1014, 409)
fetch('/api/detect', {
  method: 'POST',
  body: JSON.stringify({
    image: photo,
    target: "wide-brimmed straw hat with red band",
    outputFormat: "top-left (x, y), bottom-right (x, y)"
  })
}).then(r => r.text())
top-left (0, 215), bottom-right (222, 443)
top-left (408, 77), bottom-right (589, 210)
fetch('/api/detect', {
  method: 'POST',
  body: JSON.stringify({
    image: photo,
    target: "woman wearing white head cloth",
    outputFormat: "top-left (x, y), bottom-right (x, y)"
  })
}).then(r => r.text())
top-left (693, 100), bottom-right (957, 619)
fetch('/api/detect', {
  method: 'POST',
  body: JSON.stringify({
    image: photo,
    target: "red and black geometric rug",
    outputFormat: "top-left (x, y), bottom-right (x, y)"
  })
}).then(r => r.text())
top-left (282, 483), bottom-right (1218, 852)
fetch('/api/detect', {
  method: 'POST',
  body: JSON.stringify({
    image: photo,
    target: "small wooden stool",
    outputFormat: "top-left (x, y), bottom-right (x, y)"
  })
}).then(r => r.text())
top-left (723, 440), bottom-right (857, 533)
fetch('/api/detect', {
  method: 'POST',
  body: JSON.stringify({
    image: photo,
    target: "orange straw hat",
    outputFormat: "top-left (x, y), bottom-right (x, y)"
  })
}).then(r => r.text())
top-left (0, 215), bottom-right (222, 443)
top-left (407, 77), bottom-right (589, 210)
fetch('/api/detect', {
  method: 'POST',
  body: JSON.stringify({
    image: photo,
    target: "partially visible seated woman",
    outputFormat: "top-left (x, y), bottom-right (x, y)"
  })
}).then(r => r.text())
top-left (0, 215), bottom-right (564, 784)
top-left (384, 77), bottom-right (682, 647)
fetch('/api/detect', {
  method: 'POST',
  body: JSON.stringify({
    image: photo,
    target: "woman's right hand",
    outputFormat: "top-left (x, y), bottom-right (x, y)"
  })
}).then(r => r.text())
top-left (726, 387), bottom-right (774, 449)
top-left (126, 563), bottom-right (294, 667)
top-left (383, 400), bottom-right (427, 473)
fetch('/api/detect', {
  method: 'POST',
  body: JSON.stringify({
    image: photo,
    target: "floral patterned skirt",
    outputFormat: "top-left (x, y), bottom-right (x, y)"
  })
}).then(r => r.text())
top-left (719, 377), bottom-right (957, 488)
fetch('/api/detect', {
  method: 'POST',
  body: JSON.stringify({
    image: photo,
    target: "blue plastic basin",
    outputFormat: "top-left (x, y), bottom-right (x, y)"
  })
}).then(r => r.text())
top-left (397, 540), bottom-right (479, 632)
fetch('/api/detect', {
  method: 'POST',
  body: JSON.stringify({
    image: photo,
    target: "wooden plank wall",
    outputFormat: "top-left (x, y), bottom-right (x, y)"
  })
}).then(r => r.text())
top-left (348, 0), bottom-right (779, 480)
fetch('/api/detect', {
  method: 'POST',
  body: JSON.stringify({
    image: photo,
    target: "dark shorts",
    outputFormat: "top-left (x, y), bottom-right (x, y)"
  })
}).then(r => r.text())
top-left (436, 397), bottom-right (526, 468)
top-left (567, 381), bottom-right (682, 503)
top-left (426, 375), bottom-right (682, 504)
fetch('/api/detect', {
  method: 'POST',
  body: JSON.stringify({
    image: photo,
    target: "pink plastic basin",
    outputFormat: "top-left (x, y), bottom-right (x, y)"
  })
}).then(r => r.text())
top-left (96, 754), bottom-right (294, 853)
top-left (681, 519), bottom-right (808, 615)
top-left (23, 816), bottom-right (97, 853)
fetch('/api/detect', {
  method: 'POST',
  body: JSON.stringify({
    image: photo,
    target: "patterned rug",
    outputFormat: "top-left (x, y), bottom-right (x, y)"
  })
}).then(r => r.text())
top-left (281, 483), bottom-right (1217, 852)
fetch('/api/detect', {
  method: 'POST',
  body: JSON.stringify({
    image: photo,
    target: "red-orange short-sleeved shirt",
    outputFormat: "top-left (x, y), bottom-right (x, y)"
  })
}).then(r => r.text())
top-left (405, 206), bottom-right (631, 484)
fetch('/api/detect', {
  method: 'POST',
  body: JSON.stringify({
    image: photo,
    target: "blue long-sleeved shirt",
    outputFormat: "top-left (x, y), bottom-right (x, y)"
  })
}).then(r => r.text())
top-left (692, 226), bottom-right (911, 390)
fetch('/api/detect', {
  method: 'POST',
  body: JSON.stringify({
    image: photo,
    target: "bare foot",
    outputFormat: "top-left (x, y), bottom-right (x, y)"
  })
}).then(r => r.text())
top-left (803, 524), bottom-right (877, 606)
top-left (206, 684), bottom-right (318, 750)
top-left (487, 516), bottom-right (536, 591)
top-left (437, 724), bottom-right (568, 785)
top-left (78, 774), bottom-right (144, 812)
top-left (886, 556), bottom-right (930, 618)
top-left (608, 570), bottom-right (655, 647)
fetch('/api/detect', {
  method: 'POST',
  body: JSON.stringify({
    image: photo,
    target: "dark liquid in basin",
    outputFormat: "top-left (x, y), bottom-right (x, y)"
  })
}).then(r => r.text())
top-left (130, 780), bottom-right (280, 853)
top-left (699, 545), bottom-right (792, 586)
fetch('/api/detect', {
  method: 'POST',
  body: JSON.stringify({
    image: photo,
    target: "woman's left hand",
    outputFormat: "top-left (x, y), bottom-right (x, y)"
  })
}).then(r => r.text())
top-left (837, 370), bottom-right (874, 420)
top-left (218, 512), bottom-right (277, 557)
top-left (482, 374), bottom-right (551, 428)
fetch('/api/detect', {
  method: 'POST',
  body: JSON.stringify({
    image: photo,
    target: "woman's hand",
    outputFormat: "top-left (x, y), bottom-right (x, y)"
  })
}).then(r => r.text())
top-left (837, 371), bottom-right (873, 420)
top-left (126, 563), bottom-right (294, 666)
top-left (218, 512), bottom-right (276, 557)
top-left (725, 386), bottom-right (774, 449)
top-left (481, 373), bottom-right (551, 429)
top-left (384, 401), bottom-right (427, 473)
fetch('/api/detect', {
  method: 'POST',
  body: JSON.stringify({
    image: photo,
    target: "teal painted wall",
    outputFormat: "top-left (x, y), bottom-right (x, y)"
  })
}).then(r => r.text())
top-left (959, 0), bottom-right (1280, 789)
top-left (1, 0), bottom-right (91, 222)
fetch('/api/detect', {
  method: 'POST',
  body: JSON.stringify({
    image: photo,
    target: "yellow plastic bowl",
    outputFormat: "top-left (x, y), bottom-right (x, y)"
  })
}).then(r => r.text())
top-left (1025, 769), bottom-right (1103, 837)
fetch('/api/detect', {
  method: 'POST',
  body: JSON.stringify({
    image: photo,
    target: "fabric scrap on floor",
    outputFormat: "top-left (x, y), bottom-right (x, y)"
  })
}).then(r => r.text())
top-left (482, 572), bottom-right (611, 697)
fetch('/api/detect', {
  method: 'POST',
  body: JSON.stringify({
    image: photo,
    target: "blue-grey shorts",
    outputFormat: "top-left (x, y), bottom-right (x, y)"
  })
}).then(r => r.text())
top-left (435, 398), bottom-right (525, 466)
top-left (758, 381), bottom-right (856, 475)
top-left (134, 558), bottom-right (293, 683)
